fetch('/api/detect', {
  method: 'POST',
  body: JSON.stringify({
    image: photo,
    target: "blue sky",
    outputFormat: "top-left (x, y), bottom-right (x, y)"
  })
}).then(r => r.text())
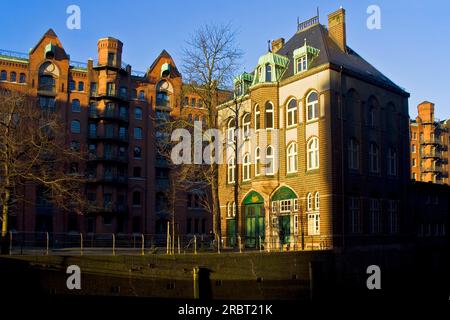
top-left (1, 0), bottom-right (449, 118)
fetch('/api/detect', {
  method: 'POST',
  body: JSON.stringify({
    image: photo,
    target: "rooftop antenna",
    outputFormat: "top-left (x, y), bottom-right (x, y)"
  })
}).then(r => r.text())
top-left (317, 7), bottom-right (320, 20)
top-left (267, 40), bottom-right (271, 52)
top-left (297, 16), bottom-right (300, 30)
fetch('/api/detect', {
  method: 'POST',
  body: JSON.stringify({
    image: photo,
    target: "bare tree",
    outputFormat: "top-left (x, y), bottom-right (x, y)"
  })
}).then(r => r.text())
top-left (181, 23), bottom-right (243, 239)
top-left (0, 90), bottom-right (88, 253)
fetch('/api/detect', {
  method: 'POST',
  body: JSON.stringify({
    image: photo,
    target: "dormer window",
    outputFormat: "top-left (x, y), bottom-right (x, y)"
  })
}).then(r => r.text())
top-left (265, 63), bottom-right (272, 82)
top-left (296, 55), bottom-right (307, 73)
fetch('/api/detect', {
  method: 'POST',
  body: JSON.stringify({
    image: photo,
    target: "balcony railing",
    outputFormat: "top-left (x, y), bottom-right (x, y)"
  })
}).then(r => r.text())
top-left (420, 138), bottom-right (442, 145)
top-left (88, 153), bottom-right (128, 162)
top-left (37, 85), bottom-right (56, 95)
top-left (421, 166), bottom-right (443, 174)
top-left (0, 48), bottom-right (29, 61)
top-left (88, 109), bottom-right (129, 121)
top-left (88, 132), bottom-right (129, 142)
top-left (421, 150), bottom-right (442, 158)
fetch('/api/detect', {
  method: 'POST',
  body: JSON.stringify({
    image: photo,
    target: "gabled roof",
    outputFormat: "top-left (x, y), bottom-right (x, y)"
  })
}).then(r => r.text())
top-left (147, 49), bottom-right (181, 77)
top-left (29, 28), bottom-right (68, 59)
top-left (274, 23), bottom-right (408, 95)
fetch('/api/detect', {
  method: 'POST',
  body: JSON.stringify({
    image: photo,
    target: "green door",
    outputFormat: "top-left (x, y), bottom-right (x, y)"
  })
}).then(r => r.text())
top-left (279, 215), bottom-right (290, 244)
top-left (227, 219), bottom-right (236, 247)
top-left (245, 204), bottom-right (265, 247)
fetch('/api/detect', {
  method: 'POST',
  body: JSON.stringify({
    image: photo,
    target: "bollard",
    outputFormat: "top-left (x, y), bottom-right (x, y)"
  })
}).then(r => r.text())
top-left (141, 234), bottom-right (145, 256)
top-left (45, 232), bottom-right (49, 255)
top-left (193, 267), bottom-right (200, 299)
top-left (238, 235), bottom-right (242, 253)
top-left (9, 231), bottom-right (12, 255)
top-left (80, 233), bottom-right (83, 256)
top-left (112, 233), bottom-right (116, 256)
top-left (177, 236), bottom-right (180, 254)
top-left (194, 235), bottom-right (197, 255)
top-left (259, 236), bottom-right (262, 252)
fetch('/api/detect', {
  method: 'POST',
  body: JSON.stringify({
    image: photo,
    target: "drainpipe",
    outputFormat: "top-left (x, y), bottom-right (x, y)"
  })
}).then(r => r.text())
top-left (339, 65), bottom-right (345, 250)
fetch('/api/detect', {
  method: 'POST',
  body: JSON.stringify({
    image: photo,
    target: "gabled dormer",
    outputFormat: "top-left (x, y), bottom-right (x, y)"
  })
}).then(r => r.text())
top-left (252, 51), bottom-right (289, 85)
top-left (292, 39), bottom-right (319, 74)
top-left (233, 72), bottom-right (253, 97)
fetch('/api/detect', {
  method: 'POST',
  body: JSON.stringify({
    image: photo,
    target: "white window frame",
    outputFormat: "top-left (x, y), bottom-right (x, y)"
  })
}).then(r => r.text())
top-left (265, 102), bottom-right (274, 129)
top-left (227, 157), bottom-right (235, 184)
top-left (349, 197), bottom-right (361, 234)
top-left (314, 192), bottom-right (320, 210)
top-left (306, 91), bottom-right (319, 121)
top-left (388, 200), bottom-right (399, 234)
top-left (227, 118), bottom-right (235, 144)
top-left (254, 105), bottom-right (260, 130)
top-left (265, 145), bottom-right (274, 175)
top-left (280, 199), bottom-right (291, 213)
top-left (287, 142), bottom-right (298, 173)
top-left (307, 137), bottom-right (319, 170)
top-left (296, 55), bottom-right (307, 73)
top-left (293, 215), bottom-right (299, 235)
top-left (242, 153), bottom-right (250, 181)
top-left (369, 199), bottom-right (381, 234)
top-left (308, 213), bottom-right (320, 235)
top-left (388, 148), bottom-right (397, 176)
top-left (286, 98), bottom-right (297, 127)
top-left (242, 113), bottom-right (251, 140)
top-left (271, 201), bottom-right (278, 214)
top-left (255, 147), bottom-right (261, 176)
top-left (348, 138), bottom-right (359, 170)
top-left (307, 193), bottom-right (313, 211)
top-left (293, 198), bottom-right (299, 211)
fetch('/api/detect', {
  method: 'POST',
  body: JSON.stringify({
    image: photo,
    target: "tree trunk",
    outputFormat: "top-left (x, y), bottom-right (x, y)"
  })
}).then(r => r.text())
top-left (1, 185), bottom-right (10, 254)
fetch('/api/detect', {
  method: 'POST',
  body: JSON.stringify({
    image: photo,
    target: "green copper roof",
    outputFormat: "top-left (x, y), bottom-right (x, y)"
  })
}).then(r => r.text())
top-left (257, 52), bottom-right (289, 68)
top-left (44, 42), bottom-right (55, 56)
top-left (242, 191), bottom-right (264, 205)
top-left (293, 41), bottom-right (320, 58)
top-left (161, 62), bottom-right (171, 76)
top-left (271, 186), bottom-right (297, 201)
top-left (233, 72), bottom-right (254, 85)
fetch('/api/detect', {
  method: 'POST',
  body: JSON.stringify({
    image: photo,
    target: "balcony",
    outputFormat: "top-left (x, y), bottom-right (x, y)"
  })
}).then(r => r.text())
top-left (99, 203), bottom-right (128, 213)
top-left (420, 138), bottom-right (441, 145)
top-left (88, 132), bottom-right (129, 143)
top-left (88, 109), bottom-right (129, 122)
top-left (88, 153), bottom-right (128, 163)
top-left (87, 174), bottom-right (128, 185)
top-left (90, 90), bottom-right (129, 102)
top-left (37, 85), bottom-right (56, 96)
top-left (421, 166), bottom-right (443, 174)
top-left (421, 150), bottom-right (442, 159)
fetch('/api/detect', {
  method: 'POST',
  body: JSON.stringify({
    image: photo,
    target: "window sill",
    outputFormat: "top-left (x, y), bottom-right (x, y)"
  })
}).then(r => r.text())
top-left (306, 168), bottom-right (319, 175)
top-left (306, 119), bottom-right (319, 124)
top-left (286, 172), bottom-right (298, 177)
top-left (286, 124), bottom-right (297, 130)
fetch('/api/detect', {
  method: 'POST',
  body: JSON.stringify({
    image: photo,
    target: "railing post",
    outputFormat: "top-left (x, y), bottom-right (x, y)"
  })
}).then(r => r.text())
top-left (9, 231), bottom-right (12, 255)
top-left (259, 236), bottom-right (262, 252)
top-left (217, 235), bottom-right (220, 254)
top-left (80, 233), bottom-right (83, 256)
top-left (141, 234), bottom-right (145, 256)
top-left (45, 232), bottom-right (49, 255)
top-left (177, 235), bottom-right (180, 254)
top-left (194, 235), bottom-right (197, 255)
top-left (238, 235), bottom-right (242, 253)
top-left (112, 233), bottom-right (116, 256)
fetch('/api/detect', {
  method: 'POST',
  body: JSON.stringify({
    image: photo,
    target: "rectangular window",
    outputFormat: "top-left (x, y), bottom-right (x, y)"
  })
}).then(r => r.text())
top-left (307, 213), bottom-right (320, 235)
top-left (134, 127), bottom-right (142, 139)
top-left (293, 215), bottom-right (299, 235)
top-left (296, 56), bottom-right (307, 73)
top-left (271, 201), bottom-right (278, 214)
top-left (90, 82), bottom-right (97, 96)
top-left (280, 200), bottom-right (291, 213)
top-left (349, 197), bottom-right (361, 234)
top-left (78, 81), bottom-right (84, 92)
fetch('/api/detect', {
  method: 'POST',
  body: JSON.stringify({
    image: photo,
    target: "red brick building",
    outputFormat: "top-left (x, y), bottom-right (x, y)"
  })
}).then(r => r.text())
top-left (0, 29), bottom-right (214, 236)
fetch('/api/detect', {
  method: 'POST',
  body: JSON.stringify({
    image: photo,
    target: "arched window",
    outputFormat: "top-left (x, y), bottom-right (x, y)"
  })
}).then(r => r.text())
top-left (286, 99), bottom-right (297, 127)
top-left (242, 113), bottom-right (251, 139)
top-left (368, 106), bottom-right (375, 127)
top-left (243, 153), bottom-right (250, 181)
top-left (255, 147), bottom-right (261, 176)
top-left (227, 118), bottom-right (235, 143)
top-left (307, 137), bottom-right (319, 170)
top-left (135, 107), bottom-right (142, 120)
top-left (39, 75), bottom-right (55, 92)
top-left (19, 73), bottom-right (26, 83)
top-left (265, 102), bottom-right (274, 129)
top-left (388, 147), bottom-right (397, 176)
top-left (307, 193), bottom-right (313, 211)
top-left (1, 70), bottom-right (7, 81)
top-left (71, 120), bottom-right (81, 134)
top-left (266, 145), bottom-right (274, 175)
top-left (71, 99), bottom-right (81, 112)
top-left (265, 63), bottom-right (272, 82)
top-left (254, 104), bottom-right (260, 130)
top-left (78, 81), bottom-right (84, 92)
top-left (369, 142), bottom-right (379, 173)
top-left (348, 138), bottom-right (359, 169)
top-left (10, 72), bottom-right (16, 82)
top-left (315, 192), bottom-right (320, 210)
top-left (287, 142), bottom-right (297, 173)
top-left (306, 91), bottom-right (319, 121)
top-left (227, 157), bottom-right (235, 184)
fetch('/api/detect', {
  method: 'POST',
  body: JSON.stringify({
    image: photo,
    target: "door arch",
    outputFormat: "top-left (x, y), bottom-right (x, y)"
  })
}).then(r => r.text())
top-left (242, 191), bottom-right (265, 248)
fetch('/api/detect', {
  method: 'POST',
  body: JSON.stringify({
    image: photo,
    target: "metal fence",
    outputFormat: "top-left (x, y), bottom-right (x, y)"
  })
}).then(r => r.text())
top-left (6, 231), bottom-right (341, 255)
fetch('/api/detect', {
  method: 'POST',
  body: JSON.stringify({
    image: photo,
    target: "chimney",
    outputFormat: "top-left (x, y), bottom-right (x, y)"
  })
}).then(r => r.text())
top-left (271, 38), bottom-right (285, 53)
top-left (328, 8), bottom-right (346, 52)
top-left (417, 101), bottom-right (435, 123)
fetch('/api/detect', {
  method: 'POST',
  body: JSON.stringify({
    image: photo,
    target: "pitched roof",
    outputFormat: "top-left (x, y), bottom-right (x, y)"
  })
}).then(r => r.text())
top-left (275, 23), bottom-right (408, 95)
top-left (148, 49), bottom-right (181, 77)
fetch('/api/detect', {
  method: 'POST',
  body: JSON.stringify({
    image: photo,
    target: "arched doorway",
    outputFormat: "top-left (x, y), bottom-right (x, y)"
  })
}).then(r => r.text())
top-left (271, 186), bottom-right (298, 246)
top-left (242, 191), bottom-right (265, 248)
